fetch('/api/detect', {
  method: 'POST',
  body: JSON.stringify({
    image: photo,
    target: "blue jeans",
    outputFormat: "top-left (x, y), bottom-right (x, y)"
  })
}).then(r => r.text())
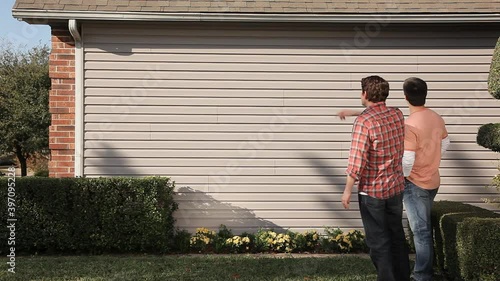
top-left (359, 193), bottom-right (410, 281)
top-left (404, 179), bottom-right (438, 281)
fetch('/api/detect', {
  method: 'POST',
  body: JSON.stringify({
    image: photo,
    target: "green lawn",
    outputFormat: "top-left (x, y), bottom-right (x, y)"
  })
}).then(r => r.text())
top-left (0, 254), bottom-right (446, 281)
top-left (0, 255), bottom-right (378, 281)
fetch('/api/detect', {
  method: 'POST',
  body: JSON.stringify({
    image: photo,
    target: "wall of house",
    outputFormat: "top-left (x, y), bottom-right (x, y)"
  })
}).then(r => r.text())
top-left (48, 25), bottom-right (76, 178)
top-left (50, 21), bottom-right (499, 233)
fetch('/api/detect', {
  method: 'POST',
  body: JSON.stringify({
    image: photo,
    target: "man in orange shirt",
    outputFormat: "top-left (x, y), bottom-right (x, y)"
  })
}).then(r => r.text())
top-left (400, 77), bottom-right (449, 281)
top-left (339, 77), bottom-right (450, 281)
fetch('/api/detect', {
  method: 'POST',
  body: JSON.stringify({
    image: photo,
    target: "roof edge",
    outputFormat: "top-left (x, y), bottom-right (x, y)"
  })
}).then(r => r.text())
top-left (12, 10), bottom-right (500, 24)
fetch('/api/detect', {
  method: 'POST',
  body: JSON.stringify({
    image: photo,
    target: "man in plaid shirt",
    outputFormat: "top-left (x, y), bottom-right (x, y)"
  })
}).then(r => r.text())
top-left (342, 76), bottom-right (410, 281)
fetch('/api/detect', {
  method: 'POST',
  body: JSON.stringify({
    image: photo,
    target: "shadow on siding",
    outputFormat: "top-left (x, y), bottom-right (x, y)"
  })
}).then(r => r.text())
top-left (174, 186), bottom-right (284, 234)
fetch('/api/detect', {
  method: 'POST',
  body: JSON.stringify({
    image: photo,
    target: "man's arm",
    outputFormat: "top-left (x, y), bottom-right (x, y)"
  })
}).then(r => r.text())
top-left (342, 175), bottom-right (356, 209)
top-left (338, 109), bottom-right (363, 120)
top-left (402, 151), bottom-right (415, 177)
top-left (343, 119), bottom-right (370, 209)
top-left (441, 135), bottom-right (450, 156)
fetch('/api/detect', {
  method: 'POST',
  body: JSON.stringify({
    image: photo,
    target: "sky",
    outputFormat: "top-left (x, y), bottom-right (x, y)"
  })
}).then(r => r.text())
top-left (0, 0), bottom-right (51, 49)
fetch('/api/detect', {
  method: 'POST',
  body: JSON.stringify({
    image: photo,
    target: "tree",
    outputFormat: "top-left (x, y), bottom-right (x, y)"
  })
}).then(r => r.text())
top-left (0, 42), bottom-right (51, 176)
top-left (476, 37), bottom-right (500, 206)
top-left (477, 38), bottom-right (500, 152)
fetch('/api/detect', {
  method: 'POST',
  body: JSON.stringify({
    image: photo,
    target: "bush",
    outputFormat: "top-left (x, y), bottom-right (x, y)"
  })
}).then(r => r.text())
top-left (189, 227), bottom-right (216, 253)
top-left (320, 227), bottom-right (367, 253)
top-left (488, 37), bottom-right (500, 99)
top-left (0, 176), bottom-right (177, 254)
top-left (477, 123), bottom-right (500, 152)
top-left (181, 226), bottom-right (367, 254)
top-left (28, 155), bottom-right (49, 177)
top-left (214, 224), bottom-right (233, 253)
top-left (225, 234), bottom-right (252, 253)
top-left (33, 169), bottom-right (49, 177)
top-left (290, 230), bottom-right (320, 253)
top-left (173, 229), bottom-right (191, 254)
top-left (457, 218), bottom-right (500, 281)
top-left (431, 201), bottom-right (493, 270)
top-left (432, 201), bottom-right (499, 280)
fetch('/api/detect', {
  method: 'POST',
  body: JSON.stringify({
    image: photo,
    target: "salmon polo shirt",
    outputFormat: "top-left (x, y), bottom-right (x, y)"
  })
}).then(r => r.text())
top-left (405, 108), bottom-right (448, 189)
top-left (346, 102), bottom-right (406, 199)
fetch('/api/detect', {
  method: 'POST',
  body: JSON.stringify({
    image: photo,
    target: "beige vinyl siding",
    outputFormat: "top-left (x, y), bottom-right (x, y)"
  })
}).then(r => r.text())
top-left (82, 22), bottom-right (499, 233)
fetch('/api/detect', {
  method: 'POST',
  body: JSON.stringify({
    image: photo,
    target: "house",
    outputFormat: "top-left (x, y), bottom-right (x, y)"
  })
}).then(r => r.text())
top-left (13, 0), bottom-right (500, 233)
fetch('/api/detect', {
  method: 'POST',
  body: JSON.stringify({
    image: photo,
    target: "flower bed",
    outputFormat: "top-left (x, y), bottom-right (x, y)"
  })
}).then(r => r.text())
top-left (175, 225), bottom-right (368, 254)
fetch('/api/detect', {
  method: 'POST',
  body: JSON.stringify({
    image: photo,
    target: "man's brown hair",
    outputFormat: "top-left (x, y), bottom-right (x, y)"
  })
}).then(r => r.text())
top-left (361, 76), bottom-right (390, 102)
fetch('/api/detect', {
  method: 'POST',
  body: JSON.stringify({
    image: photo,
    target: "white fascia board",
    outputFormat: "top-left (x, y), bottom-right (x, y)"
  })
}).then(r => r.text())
top-left (12, 10), bottom-right (500, 23)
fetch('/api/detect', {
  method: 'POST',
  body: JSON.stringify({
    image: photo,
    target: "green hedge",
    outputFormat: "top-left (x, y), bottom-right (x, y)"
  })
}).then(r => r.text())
top-left (0, 177), bottom-right (177, 254)
top-left (431, 201), bottom-right (490, 270)
top-left (457, 218), bottom-right (500, 281)
top-left (488, 37), bottom-right (500, 99)
top-left (431, 201), bottom-right (499, 280)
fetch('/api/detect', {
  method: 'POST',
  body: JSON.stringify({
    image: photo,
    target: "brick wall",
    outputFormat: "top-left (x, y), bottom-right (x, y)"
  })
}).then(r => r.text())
top-left (48, 25), bottom-right (76, 177)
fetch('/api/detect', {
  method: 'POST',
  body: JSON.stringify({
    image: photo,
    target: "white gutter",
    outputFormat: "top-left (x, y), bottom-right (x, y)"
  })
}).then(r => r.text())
top-left (12, 10), bottom-right (500, 23)
top-left (68, 19), bottom-right (84, 177)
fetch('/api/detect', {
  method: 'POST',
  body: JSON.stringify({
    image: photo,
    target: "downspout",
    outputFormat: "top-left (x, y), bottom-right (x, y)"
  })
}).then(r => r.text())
top-left (68, 19), bottom-right (84, 177)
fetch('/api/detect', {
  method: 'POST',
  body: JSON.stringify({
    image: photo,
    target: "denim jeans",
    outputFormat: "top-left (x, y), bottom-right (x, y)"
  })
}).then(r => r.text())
top-left (404, 179), bottom-right (439, 281)
top-left (359, 193), bottom-right (410, 281)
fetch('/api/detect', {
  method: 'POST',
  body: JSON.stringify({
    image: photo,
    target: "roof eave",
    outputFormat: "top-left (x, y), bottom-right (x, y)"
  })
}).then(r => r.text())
top-left (12, 10), bottom-right (500, 24)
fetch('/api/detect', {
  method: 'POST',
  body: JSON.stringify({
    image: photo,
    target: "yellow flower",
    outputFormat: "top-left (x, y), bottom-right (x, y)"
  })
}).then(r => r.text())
top-left (242, 237), bottom-right (250, 243)
top-left (269, 231), bottom-right (277, 238)
top-left (312, 234), bottom-right (319, 241)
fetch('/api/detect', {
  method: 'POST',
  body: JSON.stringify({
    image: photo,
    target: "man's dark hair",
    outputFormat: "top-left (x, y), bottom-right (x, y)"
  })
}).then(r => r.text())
top-left (361, 76), bottom-right (389, 102)
top-left (403, 77), bottom-right (427, 106)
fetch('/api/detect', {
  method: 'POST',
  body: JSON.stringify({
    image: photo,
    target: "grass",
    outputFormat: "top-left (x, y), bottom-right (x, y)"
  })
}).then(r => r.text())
top-left (0, 254), bottom-right (448, 281)
top-left (0, 254), bottom-right (378, 281)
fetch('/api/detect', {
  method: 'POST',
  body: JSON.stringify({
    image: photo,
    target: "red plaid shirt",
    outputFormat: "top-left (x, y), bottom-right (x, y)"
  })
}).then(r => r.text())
top-left (346, 102), bottom-right (405, 199)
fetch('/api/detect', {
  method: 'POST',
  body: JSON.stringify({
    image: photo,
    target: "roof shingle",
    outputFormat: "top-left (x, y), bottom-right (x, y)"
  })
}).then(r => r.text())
top-left (13, 0), bottom-right (500, 14)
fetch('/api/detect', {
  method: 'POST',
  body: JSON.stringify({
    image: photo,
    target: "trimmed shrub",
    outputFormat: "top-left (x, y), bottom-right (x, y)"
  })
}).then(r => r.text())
top-left (439, 212), bottom-right (499, 280)
top-left (457, 218), bottom-right (500, 281)
top-left (488, 37), bottom-right (500, 99)
top-left (0, 177), bottom-right (177, 254)
top-left (432, 201), bottom-right (499, 280)
top-left (477, 123), bottom-right (500, 152)
top-left (431, 201), bottom-right (494, 270)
